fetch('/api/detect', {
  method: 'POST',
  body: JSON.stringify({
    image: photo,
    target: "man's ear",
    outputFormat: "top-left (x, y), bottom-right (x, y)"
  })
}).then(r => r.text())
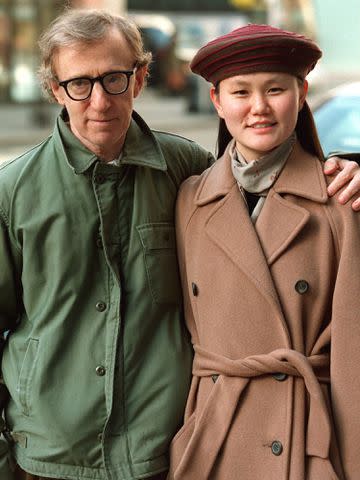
top-left (133, 66), bottom-right (147, 98)
top-left (50, 80), bottom-right (65, 105)
top-left (210, 86), bottom-right (224, 119)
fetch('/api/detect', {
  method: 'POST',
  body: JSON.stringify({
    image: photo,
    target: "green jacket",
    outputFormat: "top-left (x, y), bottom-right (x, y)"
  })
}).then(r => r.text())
top-left (0, 110), bottom-right (213, 479)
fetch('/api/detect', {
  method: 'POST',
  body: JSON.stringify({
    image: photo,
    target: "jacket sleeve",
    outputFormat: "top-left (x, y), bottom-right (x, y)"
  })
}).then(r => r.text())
top-left (0, 213), bottom-right (20, 400)
top-left (0, 216), bottom-right (20, 334)
top-left (327, 200), bottom-right (360, 478)
top-left (0, 217), bottom-right (18, 478)
top-left (327, 152), bottom-right (360, 165)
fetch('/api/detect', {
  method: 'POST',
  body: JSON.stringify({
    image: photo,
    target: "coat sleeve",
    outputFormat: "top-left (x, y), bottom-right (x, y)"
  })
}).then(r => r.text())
top-left (326, 200), bottom-right (360, 478)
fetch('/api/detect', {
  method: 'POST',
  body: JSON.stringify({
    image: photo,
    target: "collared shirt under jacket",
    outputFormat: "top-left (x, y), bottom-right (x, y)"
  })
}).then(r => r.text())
top-left (170, 141), bottom-right (360, 480)
top-left (0, 110), bottom-right (213, 480)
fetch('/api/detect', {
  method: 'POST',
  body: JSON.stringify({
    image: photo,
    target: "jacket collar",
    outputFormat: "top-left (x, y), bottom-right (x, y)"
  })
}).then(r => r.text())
top-left (54, 109), bottom-right (167, 174)
top-left (195, 141), bottom-right (328, 206)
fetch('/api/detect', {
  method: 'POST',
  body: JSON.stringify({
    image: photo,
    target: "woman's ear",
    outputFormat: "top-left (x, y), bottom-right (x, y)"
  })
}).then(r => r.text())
top-left (210, 85), bottom-right (224, 119)
top-left (299, 79), bottom-right (308, 111)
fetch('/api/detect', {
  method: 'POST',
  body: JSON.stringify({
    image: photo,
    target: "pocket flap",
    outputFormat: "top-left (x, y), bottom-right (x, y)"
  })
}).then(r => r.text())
top-left (137, 223), bottom-right (176, 251)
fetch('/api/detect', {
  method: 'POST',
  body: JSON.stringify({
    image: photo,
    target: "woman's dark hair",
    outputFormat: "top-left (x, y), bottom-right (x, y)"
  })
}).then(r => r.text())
top-left (215, 84), bottom-right (324, 161)
top-left (295, 101), bottom-right (324, 161)
top-left (216, 118), bottom-right (233, 159)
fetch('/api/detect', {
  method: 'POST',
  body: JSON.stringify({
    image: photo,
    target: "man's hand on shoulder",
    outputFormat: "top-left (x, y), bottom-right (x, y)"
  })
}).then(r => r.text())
top-left (324, 154), bottom-right (360, 211)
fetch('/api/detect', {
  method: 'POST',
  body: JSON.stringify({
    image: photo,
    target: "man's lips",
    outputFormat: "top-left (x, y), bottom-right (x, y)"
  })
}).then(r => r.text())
top-left (90, 118), bottom-right (116, 123)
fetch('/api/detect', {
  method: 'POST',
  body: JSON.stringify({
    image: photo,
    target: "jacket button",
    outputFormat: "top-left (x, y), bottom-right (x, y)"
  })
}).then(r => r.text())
top-left (97, 433), bottom-right (103, 442)
top-left (271, 440), bottom-right (283, 456)
top-left (192, 282), bottom-right (199, 296)
top-left (273, 372), bottom-right (288, 382)
top-left (96, 236), bottom-right (103, 249)
top-left (96, 301), bottom-right (106, 312)
top-left (95, 365), bottom-right (106, 376)
top-left (96, 174), bottom-right (106, 184)
top-left (295, 279), bottom-right (309, 294)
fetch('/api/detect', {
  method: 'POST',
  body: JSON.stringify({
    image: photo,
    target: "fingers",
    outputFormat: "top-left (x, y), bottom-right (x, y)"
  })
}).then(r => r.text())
top-left (323, 157), bottom-right (340, 175)
top-left (327, 159), bottom-right (360, 199)
top-left (351, 197), bottom-right (360, 211)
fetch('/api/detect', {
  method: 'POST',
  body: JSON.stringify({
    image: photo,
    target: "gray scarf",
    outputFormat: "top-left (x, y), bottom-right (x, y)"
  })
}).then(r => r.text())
top-left (231, 133), bottom-right (296, 222)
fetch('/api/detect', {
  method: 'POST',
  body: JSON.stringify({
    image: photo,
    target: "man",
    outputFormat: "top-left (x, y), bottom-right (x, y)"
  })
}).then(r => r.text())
top-left (0, 8), bottom-right (359, 480)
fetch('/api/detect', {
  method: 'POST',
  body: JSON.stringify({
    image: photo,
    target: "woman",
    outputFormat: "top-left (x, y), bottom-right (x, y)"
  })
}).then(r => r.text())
top-left (169, 25), bottom-right (360, 479)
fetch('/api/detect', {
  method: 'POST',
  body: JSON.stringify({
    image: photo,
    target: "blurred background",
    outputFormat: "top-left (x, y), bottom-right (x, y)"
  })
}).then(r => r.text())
top-left (0, 0), bottom-right (359, 161)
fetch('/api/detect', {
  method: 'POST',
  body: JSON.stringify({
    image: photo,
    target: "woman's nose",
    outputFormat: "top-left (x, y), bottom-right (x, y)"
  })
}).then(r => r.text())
top-left (250, 94), bottom-right (269, 114)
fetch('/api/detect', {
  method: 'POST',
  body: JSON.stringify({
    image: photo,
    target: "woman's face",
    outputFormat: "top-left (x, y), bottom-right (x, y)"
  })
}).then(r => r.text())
top-left (210, 72), bottom-right (308, 161)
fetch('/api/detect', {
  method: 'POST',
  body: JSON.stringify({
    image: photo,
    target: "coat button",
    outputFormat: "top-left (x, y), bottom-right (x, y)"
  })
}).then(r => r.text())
top-left (96, 301), bottom-right (106, 312)
top-left (273, 372), bottom-right (288, 382)
top-left (295, 279), bottom-right (309, 294)
top-left (95, 365), bottom-right (106, 376)
top-left (192, 282), bottom-right (199, 296)
top-left (97, 433), bottom-right (103, 442)
top-left (96, 236), bottom-right (103, 249)
top-left (271, 440), bottom-right (283, 456)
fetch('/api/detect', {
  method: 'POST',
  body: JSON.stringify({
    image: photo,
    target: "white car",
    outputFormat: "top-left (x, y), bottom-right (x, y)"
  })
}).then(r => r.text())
top-left (312, 81), bottom-right (360, 156)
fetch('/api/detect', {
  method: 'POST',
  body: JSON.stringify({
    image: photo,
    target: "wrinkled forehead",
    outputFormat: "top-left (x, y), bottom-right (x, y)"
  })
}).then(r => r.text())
top-left (51, 29), bottom-right (134, 77)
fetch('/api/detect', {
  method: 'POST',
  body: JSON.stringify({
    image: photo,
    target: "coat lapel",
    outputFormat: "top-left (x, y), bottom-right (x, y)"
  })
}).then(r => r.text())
top-left (195, 146), bottom-right (284, 320)
top-left (255, 143), bottom-right (328, 265)
top-left (194, 142), bottom-right (328, 323)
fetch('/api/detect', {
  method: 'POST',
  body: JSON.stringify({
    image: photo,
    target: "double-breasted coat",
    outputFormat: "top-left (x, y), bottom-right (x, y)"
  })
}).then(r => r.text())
top-left (169, 142), bottom-right (360, 480)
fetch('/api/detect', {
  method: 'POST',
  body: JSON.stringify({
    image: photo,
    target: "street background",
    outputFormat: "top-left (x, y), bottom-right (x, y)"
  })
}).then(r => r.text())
top-left (0, 0), bottom-right (359, 163)
top-left (0, 89), bottom-right (218, 163)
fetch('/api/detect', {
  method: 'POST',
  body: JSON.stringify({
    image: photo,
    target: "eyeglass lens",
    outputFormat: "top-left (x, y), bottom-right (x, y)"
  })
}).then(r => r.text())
top-left (67, 72), bottom-right (130, 99)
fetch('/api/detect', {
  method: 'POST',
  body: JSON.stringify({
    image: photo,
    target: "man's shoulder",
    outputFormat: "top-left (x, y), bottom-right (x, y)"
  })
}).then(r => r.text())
top-left (151, 128), bottom-right (208, 153)
top-left (151, 129), bottom-right (214, 176)
top-left (0, 136), bottom-right (54, 212)
top-left (0, 136), bottom-right (52, 178)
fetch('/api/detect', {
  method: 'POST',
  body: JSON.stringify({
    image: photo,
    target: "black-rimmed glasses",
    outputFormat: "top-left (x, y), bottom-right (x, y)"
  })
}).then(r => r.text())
top-left (58, 69), bottom-right (135, 101)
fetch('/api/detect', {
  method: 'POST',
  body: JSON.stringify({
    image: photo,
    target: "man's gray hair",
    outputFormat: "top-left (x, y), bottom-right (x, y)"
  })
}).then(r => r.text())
top-left (38, 8), bottom-right (152, 102)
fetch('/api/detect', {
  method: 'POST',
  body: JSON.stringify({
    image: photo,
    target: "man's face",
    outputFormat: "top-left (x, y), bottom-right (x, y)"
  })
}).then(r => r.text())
top-left (51, 28), bottom-right (146, 161)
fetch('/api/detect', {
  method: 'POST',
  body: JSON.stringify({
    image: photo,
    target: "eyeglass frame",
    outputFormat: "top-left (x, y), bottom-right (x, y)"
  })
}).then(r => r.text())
top-left (57, 69), bottom-right (136, 101)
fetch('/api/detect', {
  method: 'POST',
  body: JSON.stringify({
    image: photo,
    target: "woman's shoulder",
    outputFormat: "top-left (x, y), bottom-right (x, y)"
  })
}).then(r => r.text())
top-left (179, 163), bottom-right (215, 196)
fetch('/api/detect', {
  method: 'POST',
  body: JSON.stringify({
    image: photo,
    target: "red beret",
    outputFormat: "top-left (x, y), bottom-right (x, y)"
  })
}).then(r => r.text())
top-left (190, 24), bottom-right (322, 85)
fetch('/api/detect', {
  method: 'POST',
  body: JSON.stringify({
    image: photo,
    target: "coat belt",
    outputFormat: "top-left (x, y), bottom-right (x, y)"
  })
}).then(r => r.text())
top-left (173, 345), bottom-right (331, 479)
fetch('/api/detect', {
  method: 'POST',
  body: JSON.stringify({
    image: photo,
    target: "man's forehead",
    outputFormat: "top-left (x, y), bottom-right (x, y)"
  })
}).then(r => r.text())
top-left (56, 29), bottom-right (128, 56)
top-left (52, 32), bottom-right (134, 76)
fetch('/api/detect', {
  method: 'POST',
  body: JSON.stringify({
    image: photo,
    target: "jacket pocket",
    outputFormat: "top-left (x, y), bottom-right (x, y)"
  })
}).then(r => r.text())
top-left (17, 338), bottom-right (39, 416)
top-left (137, 223), bottom-right (182, 305)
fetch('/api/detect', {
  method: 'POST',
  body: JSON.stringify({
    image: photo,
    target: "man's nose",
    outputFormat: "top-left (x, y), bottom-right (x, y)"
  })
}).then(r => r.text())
top-left (89, 81), bottom-right (111, 109)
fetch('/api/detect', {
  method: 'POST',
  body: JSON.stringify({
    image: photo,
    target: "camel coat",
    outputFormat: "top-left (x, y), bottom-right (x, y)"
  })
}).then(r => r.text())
top-left (169, 142), bottom-right (360, 480)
